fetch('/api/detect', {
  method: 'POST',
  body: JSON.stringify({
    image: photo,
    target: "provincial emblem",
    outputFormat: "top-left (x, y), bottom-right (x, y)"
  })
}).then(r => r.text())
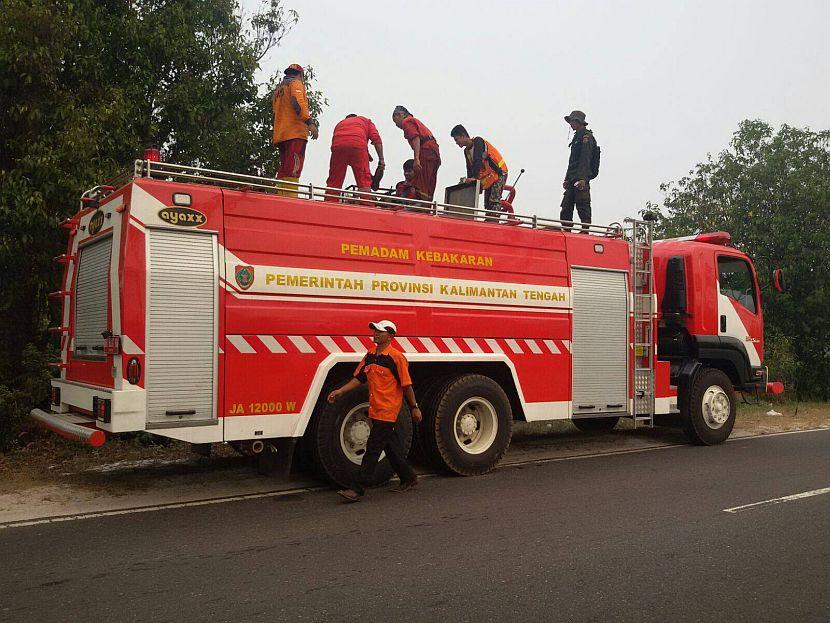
top-left (235, 265), bottom-right (254, 290)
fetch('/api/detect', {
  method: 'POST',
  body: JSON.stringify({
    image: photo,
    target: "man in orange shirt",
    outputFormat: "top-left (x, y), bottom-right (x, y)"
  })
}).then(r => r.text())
top-left (392, 106), bottom-right (441, 200)
top-left (327, 320), bottom-right (422, 502)
top-left (272, 64), bottom-right (318, 197)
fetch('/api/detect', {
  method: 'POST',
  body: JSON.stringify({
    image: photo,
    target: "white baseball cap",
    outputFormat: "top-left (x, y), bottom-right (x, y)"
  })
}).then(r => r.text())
top-left (368, 320), bottom-right (397, 334)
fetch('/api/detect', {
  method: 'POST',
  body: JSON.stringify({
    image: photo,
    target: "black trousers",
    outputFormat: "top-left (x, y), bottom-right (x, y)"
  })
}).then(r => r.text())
top-left (560, 182), bottom-right (592, 231)
top-left (352, 419), bottom-right (416, 495)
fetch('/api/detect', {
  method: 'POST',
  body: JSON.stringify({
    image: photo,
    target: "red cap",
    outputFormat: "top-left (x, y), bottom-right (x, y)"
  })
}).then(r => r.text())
top-left (285, 63), bottom-right (304, 75)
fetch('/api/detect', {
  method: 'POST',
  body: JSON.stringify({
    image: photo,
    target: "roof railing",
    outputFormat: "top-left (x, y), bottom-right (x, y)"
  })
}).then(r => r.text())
top-left (132, 159), bottom-right (624, 237)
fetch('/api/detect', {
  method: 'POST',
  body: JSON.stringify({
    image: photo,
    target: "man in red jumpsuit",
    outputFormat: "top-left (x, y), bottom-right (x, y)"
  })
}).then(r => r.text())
top-left (392, 106), bottom-right (441, 200)
top-left (325, 114), bottom-right (384, 202)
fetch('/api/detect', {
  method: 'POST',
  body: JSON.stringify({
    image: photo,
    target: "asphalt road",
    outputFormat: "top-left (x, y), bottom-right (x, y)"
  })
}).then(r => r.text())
top-left (2, 429), bottom-right (829, 623)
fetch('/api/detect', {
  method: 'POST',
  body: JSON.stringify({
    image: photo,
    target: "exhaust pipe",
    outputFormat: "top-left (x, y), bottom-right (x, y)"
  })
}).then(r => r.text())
top-left (30, 409), bottom-right (106, 447)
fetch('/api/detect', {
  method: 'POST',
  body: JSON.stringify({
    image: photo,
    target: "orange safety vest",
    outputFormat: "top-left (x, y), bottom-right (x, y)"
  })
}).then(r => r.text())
top-left (466, 138), bottom-right (507, 189)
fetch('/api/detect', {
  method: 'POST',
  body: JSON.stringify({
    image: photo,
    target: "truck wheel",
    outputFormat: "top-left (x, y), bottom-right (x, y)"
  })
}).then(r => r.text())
top-left (572, 416), bottom-right (619, 434)
top-left (683, 367), bottom-right (736, 445)
top-left (430, 374), bottom-right (512, 476)
top-left (312, 384), bottom-right (413, 488)
top-left (410, 374), bottom-right (454, 463)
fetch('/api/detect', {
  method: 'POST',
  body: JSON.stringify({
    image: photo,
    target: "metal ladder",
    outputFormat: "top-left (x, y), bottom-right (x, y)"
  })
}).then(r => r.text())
top-left (625, 218), bottom-right (655, 428)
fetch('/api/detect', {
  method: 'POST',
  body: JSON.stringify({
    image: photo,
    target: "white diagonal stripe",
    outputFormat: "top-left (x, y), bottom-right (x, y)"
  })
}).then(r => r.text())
top-left (543, 339), bottom-right (560, 354)
top-left (345, 336), bottom-right (366, 352)
top-left (121, 335), bottom-right (144, 355)
top-left (723, 486), bottom-right (830, 513)
top-left (441, 338), bottom-right (462, 353)
top-left (525, 339), bottom-right (543, 354)
top-left (395, 337), bottom-right (417, 353)
top-left (317, 336), bottom-right (342, 353)
top-left (288, 335), bottom-right (315, 353)
top-left (228, 335), bottom-right (256, 354)
top-left (258, 335), bottom-right (286, 353)
top-left (560, 340), bottom-right (571, 353)
top-left (219, 347), bottom-right (224, 354)
top-left (485, 339), bottom-right (503, 354)
top-left (505, 339), bottom-right (524, 354)
top-left (464, 338), bottom-right (483, 353)
top-left (419, 337), bottom-right (440, 353)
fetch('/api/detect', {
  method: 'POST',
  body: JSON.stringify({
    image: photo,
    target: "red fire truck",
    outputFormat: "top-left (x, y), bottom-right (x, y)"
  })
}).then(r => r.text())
top-left (32, 160), bottom-right (783, 486)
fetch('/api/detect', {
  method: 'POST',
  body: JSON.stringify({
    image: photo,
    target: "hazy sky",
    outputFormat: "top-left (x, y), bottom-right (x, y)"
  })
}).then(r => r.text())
top-left (249, 0), bottom-right (830, 226)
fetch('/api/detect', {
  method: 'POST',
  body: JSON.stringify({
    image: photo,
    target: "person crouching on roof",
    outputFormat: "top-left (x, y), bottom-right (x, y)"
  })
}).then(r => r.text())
top-left (327, 320), bottom-right (422, 502)
top-left (272, 64), bottom-right (318, 197)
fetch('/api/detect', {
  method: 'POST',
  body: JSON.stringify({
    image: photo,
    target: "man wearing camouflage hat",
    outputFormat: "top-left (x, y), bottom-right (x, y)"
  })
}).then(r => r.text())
top-left (561, 110), bottom-right (599, 232)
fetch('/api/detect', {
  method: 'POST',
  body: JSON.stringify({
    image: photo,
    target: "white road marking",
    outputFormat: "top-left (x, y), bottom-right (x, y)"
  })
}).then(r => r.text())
top-left (723, 486), bottom-right (830, 514)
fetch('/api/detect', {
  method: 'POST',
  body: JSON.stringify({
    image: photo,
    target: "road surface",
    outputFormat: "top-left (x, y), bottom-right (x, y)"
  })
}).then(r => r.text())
top-left (2, 429), bottom-right (829, 622)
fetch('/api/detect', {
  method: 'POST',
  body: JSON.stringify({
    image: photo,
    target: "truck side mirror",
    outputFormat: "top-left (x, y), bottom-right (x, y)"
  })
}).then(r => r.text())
top-left (773, 268), bottom-right (785, 293)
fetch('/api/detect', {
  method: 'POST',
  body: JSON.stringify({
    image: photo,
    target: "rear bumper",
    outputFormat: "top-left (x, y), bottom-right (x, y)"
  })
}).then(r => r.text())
top-left (30, 409), bottom-right (106, 447)
top-left (51, 379), bottom-right (145, 432)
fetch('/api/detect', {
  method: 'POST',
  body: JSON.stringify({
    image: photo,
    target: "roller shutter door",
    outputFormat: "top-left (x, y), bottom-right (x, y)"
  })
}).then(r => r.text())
top-left (571, 268), bottom-right (628, 414)
top-left (74, 238), bottom-right (112, 358)
top-left (147, 229), bottom-right (217, 424)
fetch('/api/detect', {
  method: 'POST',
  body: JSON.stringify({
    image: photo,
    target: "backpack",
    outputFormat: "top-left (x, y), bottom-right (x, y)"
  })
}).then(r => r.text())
top-left (590, 142), bottom-right (601, 180)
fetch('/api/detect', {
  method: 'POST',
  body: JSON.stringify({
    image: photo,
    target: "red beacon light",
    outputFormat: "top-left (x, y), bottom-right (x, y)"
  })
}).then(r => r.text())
top-left (693, 231), bottom-right (732, 246)
top-left (144, 147), bottom-right (161, 162)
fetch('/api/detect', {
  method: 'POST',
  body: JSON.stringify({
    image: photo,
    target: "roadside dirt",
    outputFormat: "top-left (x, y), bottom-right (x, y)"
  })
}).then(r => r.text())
top-left (0, 401), bottom-right (827, 524)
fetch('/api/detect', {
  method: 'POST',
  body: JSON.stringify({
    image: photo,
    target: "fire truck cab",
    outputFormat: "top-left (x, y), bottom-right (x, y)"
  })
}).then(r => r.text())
top-left (32, 161), bottom-right (779, 486)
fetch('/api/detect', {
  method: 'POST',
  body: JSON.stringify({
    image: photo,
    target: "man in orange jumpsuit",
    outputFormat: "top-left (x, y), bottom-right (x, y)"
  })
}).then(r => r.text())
top-left (272, 64), bottom-right (318, 197)
top-left (392, 106), bottom-right (441, 200)
top-left (325, 114), bottom-right (384, 202)
top-left (327, 320), bottom-right (421, 502)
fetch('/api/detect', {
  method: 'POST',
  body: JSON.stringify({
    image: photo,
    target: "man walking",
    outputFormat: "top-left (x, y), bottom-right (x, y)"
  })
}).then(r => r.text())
top-left (561, 110), bottom-right (598, 231)
top-left (325, 114), bottom-right (384, 202)
top-left (392, 106), bottom-right (441, 200)
top-left (450, 125), bottom-right (508, 217)
top-left (272, 64), bottom-right (318, 197)
top-left (327, 320), bottom-right (421, 502)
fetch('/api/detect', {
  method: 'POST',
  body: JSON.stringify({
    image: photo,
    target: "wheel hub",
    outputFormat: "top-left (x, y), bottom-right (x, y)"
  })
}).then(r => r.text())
top-left (702, 385), bottom-right (731, 428)
top-left (350, 420), bottom-right (371, 445)
top-left (458, 413), bottom-right (478, 436)
top-left (453, 398), bottom-right (499, 455)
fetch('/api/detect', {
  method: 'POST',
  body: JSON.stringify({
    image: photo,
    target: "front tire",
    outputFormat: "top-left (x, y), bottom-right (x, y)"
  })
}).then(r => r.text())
top-left (683, 367), bottom-right (736, 445)
top-left (312, 384), bottom-right (413, 487)
top-left (429, 374), bottom-right (513, 476)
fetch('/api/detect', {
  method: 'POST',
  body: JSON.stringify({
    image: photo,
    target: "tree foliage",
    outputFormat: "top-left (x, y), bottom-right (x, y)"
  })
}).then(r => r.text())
top-left (647, 120), bottom-right (830, 399)
top-left (0, 0), bottom-right (324, 448)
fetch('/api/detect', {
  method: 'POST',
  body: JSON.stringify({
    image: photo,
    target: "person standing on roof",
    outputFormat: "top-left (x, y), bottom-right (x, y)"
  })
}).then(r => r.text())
top-left (392, 106), bottom-right (441, 200)
top-left (325, 114), bottom-right (384, 203)
top-left (450, 125), bottom-right (509, 217)
top-left (327, 320), bottom-right (421, 502)
top-left (560, 110), bottom-right (597, 232)
top-left (272, 64), bottom-right (318, 197)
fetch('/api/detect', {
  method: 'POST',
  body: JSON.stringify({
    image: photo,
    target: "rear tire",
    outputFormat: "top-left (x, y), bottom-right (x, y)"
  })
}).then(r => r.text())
top-left (312, 384), bottom-right (413, 487)
top-left (683, 367), bottom-right (736, 445)
top-left (572, 416), bottom-right (620, 434)
top-left (429, 374), bottom-right (513, 476)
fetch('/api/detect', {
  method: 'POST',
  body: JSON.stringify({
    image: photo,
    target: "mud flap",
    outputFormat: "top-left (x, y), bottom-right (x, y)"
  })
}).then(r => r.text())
top-left (257, 437), bottom-right (298, 479)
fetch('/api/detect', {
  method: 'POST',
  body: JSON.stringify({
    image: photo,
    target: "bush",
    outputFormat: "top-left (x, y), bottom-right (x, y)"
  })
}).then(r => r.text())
top-left (0, 343), bottom-right (56, 452)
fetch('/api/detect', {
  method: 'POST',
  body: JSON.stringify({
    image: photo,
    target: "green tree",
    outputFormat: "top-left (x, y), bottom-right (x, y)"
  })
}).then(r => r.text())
top-left (0, 0), bottom-right (325, 449)
top-left (647, 120), bottom-right (830, 399)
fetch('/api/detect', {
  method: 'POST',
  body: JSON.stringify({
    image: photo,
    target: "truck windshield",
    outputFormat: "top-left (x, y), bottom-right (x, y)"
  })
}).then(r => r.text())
top-left (717, 256), bottom-right (756, 314)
